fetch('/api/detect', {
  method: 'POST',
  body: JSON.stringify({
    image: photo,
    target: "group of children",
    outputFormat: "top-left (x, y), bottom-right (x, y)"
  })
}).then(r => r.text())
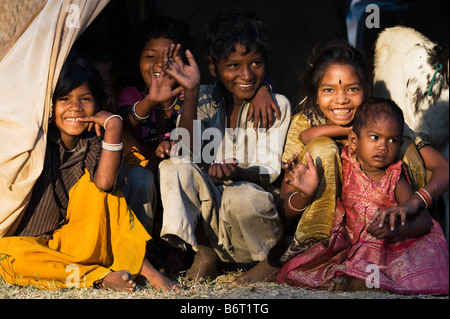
top-left (0, 10), bottom-right (448, 295)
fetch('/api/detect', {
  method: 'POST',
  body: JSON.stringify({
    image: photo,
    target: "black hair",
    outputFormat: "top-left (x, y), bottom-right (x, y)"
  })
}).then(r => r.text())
top-left (206, 10), bottom-right (269, 65)
top-left (131, 15), bottom-right (195, 89)
top-left (136, 15), bottom-right (195, 64)
top-left (352, 97), bottom-right (404, 137)
top-left (295, 40), bottom-right (373, 115)
top-left (52, 50), bottom-right (108, 110)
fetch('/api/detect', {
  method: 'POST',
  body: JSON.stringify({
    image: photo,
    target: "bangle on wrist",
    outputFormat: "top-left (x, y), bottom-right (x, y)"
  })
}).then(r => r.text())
top-left (131, 101), bottom-right (149, 121)
top-left (415, 188), bottom-right (433, 208)
top-left (102, 141), bottom-right (123, 152)
top-left (103, 114), bottom-right (122, 130)
top-left (288, 191), bottom-right (308, 212)
top-left (261, 80), bottom-right (273, 94)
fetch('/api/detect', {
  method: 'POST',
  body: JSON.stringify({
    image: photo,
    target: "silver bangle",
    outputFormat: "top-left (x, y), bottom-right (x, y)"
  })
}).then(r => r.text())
top-left (102, 141), bottom-right (123, 152)
top-left (131, 101), bottom-right (149, 121)
top-left (414, 190), bottom-right (429, 209)
top-left (288, 191), bottom-right (308, 212)
top-left (262, 80), bottom-right (273, 94)
top-left (103, 114), bottom-right (122, 130)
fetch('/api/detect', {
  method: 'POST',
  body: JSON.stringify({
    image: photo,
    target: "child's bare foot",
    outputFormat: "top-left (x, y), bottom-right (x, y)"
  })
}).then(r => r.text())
top-left (330, 275), bottom-right (367, 291)
top-left (186, 245), bottom-right (217, 282)
top-left (234, 258), bottom-right (279, 284)
top-left (97, 270), bottom-right (136, 292)
top-left (140, 258), bottom-right (181, 292)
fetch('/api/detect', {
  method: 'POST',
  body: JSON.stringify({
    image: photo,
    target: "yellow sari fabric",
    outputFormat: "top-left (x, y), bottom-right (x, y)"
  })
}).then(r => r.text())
top-left (282, 113), bottom-right (343, 250)
top-left (0, 170), bottom-right (150, 289)
top-left (281, 113), bottom-right (426, 259)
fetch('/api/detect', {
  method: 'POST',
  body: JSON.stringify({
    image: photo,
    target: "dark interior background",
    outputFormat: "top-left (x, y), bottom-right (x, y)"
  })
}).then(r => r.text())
top-left (76, 0), bottom-right (449, 108)
top-left (74, 0), bottom-right (448, 232)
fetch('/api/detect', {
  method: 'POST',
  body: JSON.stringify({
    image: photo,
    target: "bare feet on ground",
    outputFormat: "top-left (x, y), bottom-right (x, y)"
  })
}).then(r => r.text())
top-left (234, 258), bottom-right (279, 284)
top-left (330, 275), bottom-right (367, 292)
top-left (99, 270), bottom-right (137, 292)
top-left (140, 258), bottom-right (181, 291)
top-left (186, 244), bottom-right (218, 282)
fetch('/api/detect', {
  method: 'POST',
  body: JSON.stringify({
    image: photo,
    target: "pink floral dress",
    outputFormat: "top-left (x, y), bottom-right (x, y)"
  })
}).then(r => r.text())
top-left (277, 144), bottom-right (449, 294)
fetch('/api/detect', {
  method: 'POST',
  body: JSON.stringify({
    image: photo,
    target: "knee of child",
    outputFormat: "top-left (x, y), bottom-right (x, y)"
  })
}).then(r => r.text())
top-left (222, 182), bottom-right (276, 221)
top-left (159, 159), bottom-right (198, 183)
top-left (158, 159), bottom-right (180, 178)
top-left (222, 182), bottom-right (252, 201)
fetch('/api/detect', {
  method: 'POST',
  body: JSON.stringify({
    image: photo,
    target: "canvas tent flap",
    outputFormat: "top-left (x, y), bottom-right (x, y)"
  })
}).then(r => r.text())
top-left (0, 0), bottom-right (47, 62)
top-left (0, 0), bottom-right (109, 237)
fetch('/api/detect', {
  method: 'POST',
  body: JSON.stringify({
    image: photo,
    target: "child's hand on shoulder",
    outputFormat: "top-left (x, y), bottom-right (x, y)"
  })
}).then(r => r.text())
top-left (247, 84), bottom-right (280, 130)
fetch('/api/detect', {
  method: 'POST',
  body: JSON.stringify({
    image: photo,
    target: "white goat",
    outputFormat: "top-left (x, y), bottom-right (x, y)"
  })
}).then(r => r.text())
top-left (373, 26), bottom-right (449, 240)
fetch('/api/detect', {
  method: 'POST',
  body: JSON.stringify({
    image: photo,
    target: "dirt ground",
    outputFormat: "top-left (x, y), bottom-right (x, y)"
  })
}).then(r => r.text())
top-left (1, 270), bottom-right (447, 300)
top-left (1, 271), bottom-right (447, 319)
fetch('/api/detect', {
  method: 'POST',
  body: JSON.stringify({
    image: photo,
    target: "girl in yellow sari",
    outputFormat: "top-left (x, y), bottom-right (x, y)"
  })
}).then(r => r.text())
top-left (277, 40), bottom-right (449, 264)
top-left (0, 52), bottom-right (178, 292)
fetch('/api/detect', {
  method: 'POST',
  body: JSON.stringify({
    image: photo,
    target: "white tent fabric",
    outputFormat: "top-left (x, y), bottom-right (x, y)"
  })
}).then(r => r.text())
top-left (0, 0), bottom-right (109, 237)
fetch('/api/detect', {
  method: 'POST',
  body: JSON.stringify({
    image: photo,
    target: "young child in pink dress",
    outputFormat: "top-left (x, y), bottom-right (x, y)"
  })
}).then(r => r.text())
top-left (277, 98), bottom-right (449, 294)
